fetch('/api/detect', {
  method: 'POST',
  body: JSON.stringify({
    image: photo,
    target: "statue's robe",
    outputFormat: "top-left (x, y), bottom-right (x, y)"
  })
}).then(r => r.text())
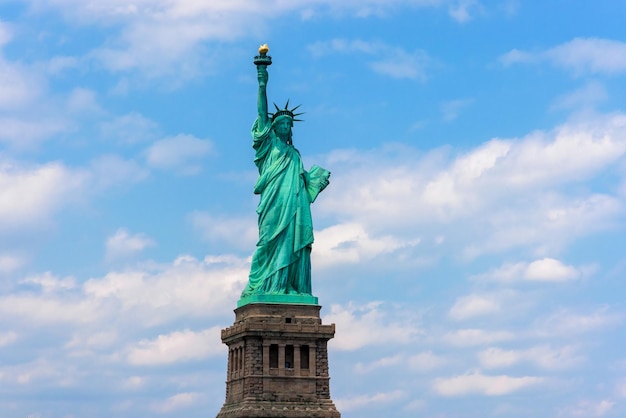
top-left (241, 118), bottom-right (322, 296)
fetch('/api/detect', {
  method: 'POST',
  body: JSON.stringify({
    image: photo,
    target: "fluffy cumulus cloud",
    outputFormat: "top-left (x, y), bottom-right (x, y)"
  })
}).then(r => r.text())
top-left (478, 345), bottom-right (583, 370)
top-left (354, 351), bottom-right (447, 374)
top-left (0, 253), bottom-right (248, 415)
top-left (126, 328), bottom-right (223, 365)
top-left (323, 302), bottom-right (421, 350)
top-left (145, 134), bottom-right (213, 174)
top-left (22, 0), bottom-right (460, 83)
top-left (189, 211), bottom-right (258, 251)
top-left (335, 389), bottom-right (405, 412)
top-left (99, 112), bottom-right (161, 144)
top-left (442, 328), bottom-right (515, 346)
top-left (532, 307), bottom-right (622, 337)
top-left (151, 392), bottom-right (204, 414)
top-left (0, 331), bottom-right (18, 347)
top-left (500, 38), bottom-right (626, 76)
top-left (448, 0), bottom-right (484, 23)
top-left (448, 293), bottom-right (502, 320)
top-left (312, 222), bottom-right (420, 269)
top-left (0, 253), bottom-right (24, 274)
top-left (105, 228), bottom-right (155, 260)
top-left (0, 254), bottom-right (247, 328)
top-left (0, 161), bottom-right (88, 230)
top-left (551, 81), bottom-right (608, 111)
top-left (473, 257), bottom-right (584, 283)
top-left (559, 399), bottom-right (616, 417)
top-left (308, 39), bottom-right (434, 80)
top-left (432, 372), bottom-right (543, 396)
top-left (320, 112), bottom-right (626, 258)
top-left (0, 52), bottom-right (44, 111)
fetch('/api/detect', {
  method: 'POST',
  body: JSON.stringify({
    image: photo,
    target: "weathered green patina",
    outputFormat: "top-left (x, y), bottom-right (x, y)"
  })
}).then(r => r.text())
top-left (238, 45), bottom-right (330, 308)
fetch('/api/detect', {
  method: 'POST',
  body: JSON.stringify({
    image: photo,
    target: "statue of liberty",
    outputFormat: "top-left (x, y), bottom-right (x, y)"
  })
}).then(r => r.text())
top-left (239, 45), bottom-right (330, 305)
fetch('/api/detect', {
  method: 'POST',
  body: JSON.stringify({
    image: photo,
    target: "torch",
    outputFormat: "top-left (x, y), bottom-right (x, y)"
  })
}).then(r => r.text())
top-left (253, 44), bottom-right (272, 68)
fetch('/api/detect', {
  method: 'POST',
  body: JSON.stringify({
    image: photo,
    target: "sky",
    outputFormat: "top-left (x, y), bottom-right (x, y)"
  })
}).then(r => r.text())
top-left (1, 0), bottom-right (626, 417)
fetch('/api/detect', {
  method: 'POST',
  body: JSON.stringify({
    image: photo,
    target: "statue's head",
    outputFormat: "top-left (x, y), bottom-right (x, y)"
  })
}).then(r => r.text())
top-left (270, 100), bottom-right (303, 145)
top-left (272, 115), bottom-right (293, 143)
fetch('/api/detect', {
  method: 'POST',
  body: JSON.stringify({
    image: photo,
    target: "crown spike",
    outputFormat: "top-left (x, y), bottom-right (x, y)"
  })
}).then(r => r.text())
top-left (269, 100), bottom-right (305, 123)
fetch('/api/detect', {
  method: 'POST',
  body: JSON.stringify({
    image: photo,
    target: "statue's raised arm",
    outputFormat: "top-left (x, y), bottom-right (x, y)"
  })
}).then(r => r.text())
top-left (254, 44), bottom-right (271, 131)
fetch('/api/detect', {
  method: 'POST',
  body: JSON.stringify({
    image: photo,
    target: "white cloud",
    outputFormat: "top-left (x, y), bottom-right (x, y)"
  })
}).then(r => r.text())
top-left (0, 254), bottom-right (248, 326)
top-left (189, 211), bottom-right (257, 251)
top-left (369, 48), bottom-right (431, 80)
top-left (145, 134), bottom-right (213, 174)
top-left (616, 379), bottom-right (626, 398)
top-left (354, 354), bottom-right (403, 373)
top-left (20, 272), bottom-right (76, 293)
top-left (0, 254), bottom-right (24, 274)
top-left (551, 81), bottom-right (608, 111)
top-left (99, 112), bottom-right (160, 144)
top-left (324, 302), bottom-right (421, 351)
top-left (0, 21), bottom-right (13, 46)
top-left (448, 0), bottom-right (483, 23)
top-left (443, 329), bottom-right (515, 346)
top-left (478, 345), bottom-right (583, 370)
top-left (0, 331), bottom-right (18, 347)
top-left (0, 161), bottom-right (88, 230)
top-left (66, 87), bottom-right (101, 114)
top-left (500, 0), bottom-right (519, 17)
top-left (335, 390), bottom-right (405, 411)
top-left (321, 113), bottom-right (626, 257)
top-left (432, 372), bottom-right (543, 396)
top-left (533, 307), bottom-right (622, 337)
top-left (473, 258), bottom-right (583, 283)
top-left (0, 357), bottom-right (68, 385)
top-left (500, 38), bottom-right (626, 76)
top-left (65, 330), bottom-right (118, 353)
top-left (440, 98), bottom-right (474, 121)
top-left (408, 351), bottom-right (447, 372)
top-left (525, 258), bottom-right (580, 281)
top-left (0, 117), bottom-right (70, 149)
top-left (82, 254), bottom-right (248, 325)
top-left (308, 39), bottom-right (433, 80)
top-left (105, 228), bottom-right (155, 260)
top-left (312, 222), bottom-right (420, 269)
top-left (151, 392), bottom-right (203, 414)
top-left (24, 2), bottom-right (454, 83)
top-left (127, 328), bottom-right (223, 365)
top-left (0, 55), bottom-right (44, 110)
top-left (354, 351), bottom-right (447, 373)
top-left (89, 154), bottom-right (149, 189)
top-left (559, 399), bottom-right (615, 417)
top-left (448, 293), bottom-right (501, 320)
top-left (123, 375), bottom-right (146, 390)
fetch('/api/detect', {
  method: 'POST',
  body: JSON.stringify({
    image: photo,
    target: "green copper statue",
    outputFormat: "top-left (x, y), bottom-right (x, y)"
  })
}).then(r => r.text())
top-left (239, 45), bottom-right (330, 306)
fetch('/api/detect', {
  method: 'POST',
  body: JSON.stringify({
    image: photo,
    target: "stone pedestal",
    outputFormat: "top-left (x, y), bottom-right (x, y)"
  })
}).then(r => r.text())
top-left (216, 303), bottom-right (341, 418)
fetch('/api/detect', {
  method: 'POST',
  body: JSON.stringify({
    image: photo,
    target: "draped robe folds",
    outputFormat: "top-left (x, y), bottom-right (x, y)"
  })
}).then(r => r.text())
top-left (241, 118), bottom-right (316, 296)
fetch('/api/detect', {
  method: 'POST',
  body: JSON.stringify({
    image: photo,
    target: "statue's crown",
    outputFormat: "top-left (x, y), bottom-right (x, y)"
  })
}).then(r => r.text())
top-left (270, 100), bottom-right (304, 122)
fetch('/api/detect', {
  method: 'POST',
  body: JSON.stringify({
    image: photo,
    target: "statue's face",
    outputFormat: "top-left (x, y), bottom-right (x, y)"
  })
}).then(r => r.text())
top-left (274, 118), bottom-right (292, 138)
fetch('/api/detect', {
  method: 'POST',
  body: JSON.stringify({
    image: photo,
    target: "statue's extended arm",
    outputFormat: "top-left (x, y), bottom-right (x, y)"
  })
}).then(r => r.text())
top-left (257, 67), bottom-right (269, 131)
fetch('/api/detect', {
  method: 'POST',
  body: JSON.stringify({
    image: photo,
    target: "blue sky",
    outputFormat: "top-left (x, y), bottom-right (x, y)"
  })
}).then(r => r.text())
top-left (1, 1), bottom-right (626, 417)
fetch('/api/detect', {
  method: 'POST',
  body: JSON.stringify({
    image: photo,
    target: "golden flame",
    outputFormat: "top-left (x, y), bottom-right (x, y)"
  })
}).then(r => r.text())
top-left (258, 44), bottom-right (269, 55)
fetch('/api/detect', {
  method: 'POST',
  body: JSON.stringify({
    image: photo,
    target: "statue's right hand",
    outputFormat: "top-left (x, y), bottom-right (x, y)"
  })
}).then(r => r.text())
top-left (258, 67), bottom-right (268, 87)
